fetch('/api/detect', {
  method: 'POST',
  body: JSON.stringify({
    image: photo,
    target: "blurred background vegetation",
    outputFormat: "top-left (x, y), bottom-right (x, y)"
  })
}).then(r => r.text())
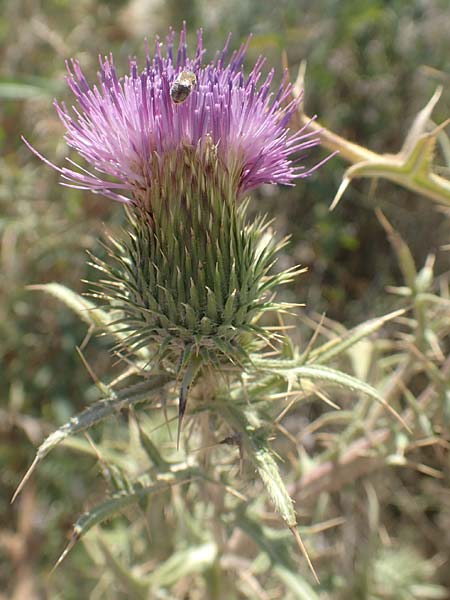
top-left (1, 0), bottom-right (450, 598)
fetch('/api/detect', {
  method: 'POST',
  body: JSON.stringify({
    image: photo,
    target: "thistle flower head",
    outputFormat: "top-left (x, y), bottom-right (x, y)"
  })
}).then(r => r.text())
top-left (41, 24), bottom-right (320, 206)
top-left (27, 26), bottom-right (326, 444)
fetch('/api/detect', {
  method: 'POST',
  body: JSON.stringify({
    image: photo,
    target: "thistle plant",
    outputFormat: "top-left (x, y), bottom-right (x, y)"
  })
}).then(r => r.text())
top-left (14, 25), bottom-right (416, 593)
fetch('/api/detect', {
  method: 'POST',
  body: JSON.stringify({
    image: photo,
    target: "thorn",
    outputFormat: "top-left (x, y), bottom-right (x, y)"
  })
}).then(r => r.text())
top-left (108, 365), bottom-right (139, 388)
top-left (275, 422), bottom-right (298, 446)
top-left (79, 324), bottom-right (95, 351)
top-left (148, 414), bottom-right (179, 436)
top-left (381, 398), bottom-right (412, 434)
top-left (329, 174), bottom-right (351, 211)
top-left (431, 117), bottom-right (450, 136)
top-left (315, 388), bottom-right (341, 411)
top-left (275, 398), bottom-right (298, 424)
top-left (302, 312), bottom-right (326, 362)
top-left (223, 485), bottom-right (247, 502)
top-left (76, 346), bottom-right (108, 395)
top-left (48, 532), bottom-right (79, 577)
top-left (293, 60), bottom-right (307, 100)
top-left (190, 443), bottom-right (219, 454)
top-left (290, 525), bottom-right (320, 584)
top-left (161, 392), bottom-right (172, 441)
top-left (11, 456), bottom-right (39, 504)
top-left (176, 354), bottom-right (202, 450)
top-left (177, 384), bottom-right (188, 451)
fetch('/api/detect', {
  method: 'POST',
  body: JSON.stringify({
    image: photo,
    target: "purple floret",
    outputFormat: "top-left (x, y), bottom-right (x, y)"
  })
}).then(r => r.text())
top-left (27, 24), bottom-right (321, 203)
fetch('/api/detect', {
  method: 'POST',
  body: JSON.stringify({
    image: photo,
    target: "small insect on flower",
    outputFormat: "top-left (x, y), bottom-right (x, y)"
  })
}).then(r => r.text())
top-left (170, 70), bottom-right (197, 104)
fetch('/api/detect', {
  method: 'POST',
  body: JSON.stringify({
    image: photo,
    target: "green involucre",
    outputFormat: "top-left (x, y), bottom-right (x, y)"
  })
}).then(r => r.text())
top-left (91, 145), bottom-right (297, 374)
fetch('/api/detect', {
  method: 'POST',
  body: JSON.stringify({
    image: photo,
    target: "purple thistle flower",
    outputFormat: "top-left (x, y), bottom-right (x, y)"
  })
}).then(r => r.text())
top-left (27, 25), bottom-right (321, 205)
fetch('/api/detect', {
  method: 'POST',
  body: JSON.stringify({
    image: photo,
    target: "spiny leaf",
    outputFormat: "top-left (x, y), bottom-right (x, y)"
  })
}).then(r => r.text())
top-left (251, 360), bottom-right (411, 433)
top-left (401, 86), bottom-right (443, 156)
top-left (217, 402), bottom-right (296, 524)
top-left (294, 68), bottom-right (450, 207)
top-left (251, 433), bottom-right (297, 527)
top-left (330, 118), bottom-right (450, 209)
top-left (304, 308), bottom-right (405, 365)
top-left (217, 401), bottom-right (319, 581)
top-left (52, 478), bottom-right (191, 572)
top-left (11, 376), bottom-right (172, 503)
